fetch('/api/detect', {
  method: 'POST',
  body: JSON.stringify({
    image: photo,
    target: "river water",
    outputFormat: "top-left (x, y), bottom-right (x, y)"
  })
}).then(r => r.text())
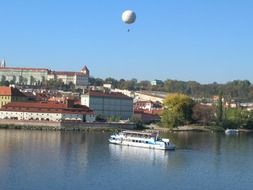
top-left (0, 129), bottom-right (252, 190)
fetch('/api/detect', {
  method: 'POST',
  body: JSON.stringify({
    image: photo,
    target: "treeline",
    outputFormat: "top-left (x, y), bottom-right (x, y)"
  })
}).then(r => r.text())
top-left (161, 93), bottom-right (253, 129)
top-left (90, 77), bottom-right (253, 100)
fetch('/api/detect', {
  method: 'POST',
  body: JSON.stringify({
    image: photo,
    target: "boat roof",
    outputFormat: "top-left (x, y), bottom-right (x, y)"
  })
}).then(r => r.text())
top-left (122, 130), bottom-right (157, 136)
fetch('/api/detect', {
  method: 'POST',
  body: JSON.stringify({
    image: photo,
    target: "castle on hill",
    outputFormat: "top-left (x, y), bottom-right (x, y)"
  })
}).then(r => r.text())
top-left (0, 59), bottom-right (89, 88)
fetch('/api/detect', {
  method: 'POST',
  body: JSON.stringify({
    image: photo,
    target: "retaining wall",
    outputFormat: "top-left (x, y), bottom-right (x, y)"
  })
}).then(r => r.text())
top-left (0, 119), bottom-right (136, 130)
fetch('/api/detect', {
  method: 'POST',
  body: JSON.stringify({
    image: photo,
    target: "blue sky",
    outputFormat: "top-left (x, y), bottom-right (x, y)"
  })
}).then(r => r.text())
top-left (0, 0), bottom-right (253, 84)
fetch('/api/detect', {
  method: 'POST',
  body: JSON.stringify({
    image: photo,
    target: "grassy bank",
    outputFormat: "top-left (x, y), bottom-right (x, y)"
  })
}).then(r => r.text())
top-left (145, 124), bottom-right (226, 132)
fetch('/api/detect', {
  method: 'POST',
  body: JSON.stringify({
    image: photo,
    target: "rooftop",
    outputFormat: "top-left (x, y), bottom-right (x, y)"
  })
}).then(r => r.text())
top-left (122, 130), bottom-right (158, 137)
top-left (48, 71), bottom-right (86, 76)
top-left (0, 67), bottom-right (48, 72)
top-left (86, 91), bottom-right (132, 100)
top-left (0, 101), bottom-right (94, 115)
top-left (0, 87), bottom-right (26, 97)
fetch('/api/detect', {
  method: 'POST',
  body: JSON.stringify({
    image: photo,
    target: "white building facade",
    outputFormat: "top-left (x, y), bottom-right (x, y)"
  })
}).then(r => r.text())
top-left (0, 67), bottom-right (48, 85)
top-left (47, 66), bottom-right (89, 89)
top-left (81, 91), bottom-right (133, 120)
top-left (0, 102), bottom-right (95, 122)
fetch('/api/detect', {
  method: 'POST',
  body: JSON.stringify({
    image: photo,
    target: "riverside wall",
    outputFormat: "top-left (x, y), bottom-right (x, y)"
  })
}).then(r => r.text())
top-left (0, 119), bottom-right (136, 131)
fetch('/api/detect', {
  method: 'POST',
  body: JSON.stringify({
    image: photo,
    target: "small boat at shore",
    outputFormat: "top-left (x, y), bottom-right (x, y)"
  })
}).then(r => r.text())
top-left (225, 129), bottom-right (239, 135)
top-left (109, 130), bottom-right (176, 150)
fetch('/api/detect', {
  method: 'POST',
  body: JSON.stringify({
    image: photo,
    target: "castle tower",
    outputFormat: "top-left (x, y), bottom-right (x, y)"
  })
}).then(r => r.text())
top-left (81, 65), bottom-right (89, 76)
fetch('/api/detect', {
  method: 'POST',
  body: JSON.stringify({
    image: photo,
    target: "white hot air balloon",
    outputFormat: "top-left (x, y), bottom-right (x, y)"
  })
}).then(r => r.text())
top-left (122, 10), bottom-right (136, 24)
top-left (122, 10), bottom-right (136, 32)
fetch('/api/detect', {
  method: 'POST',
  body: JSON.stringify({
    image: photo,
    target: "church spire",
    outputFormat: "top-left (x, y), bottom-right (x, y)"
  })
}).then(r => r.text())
top-left (0, 59), bottom-right (6, 68)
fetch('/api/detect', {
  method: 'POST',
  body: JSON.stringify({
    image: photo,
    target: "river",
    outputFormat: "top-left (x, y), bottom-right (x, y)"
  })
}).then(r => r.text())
top-left (0, 129), bottom-right (252, 190)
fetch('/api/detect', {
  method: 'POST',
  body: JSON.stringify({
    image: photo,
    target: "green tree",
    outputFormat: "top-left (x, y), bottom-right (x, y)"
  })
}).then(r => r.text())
top-left (94, 78), bottom-right (104, 86)
top-left (217, 92), bottom-right (223, 125)
top-left (107, 115), bottom-right (120, 122)
top-left (223, 108), bottom-right (249, 129)
top-left (1, 76), bottom-right (6, 83)
top-left (68, 82), bottom-right (75, 92)
top-left (130, 116), bottom-right (144, 129)
top-left (161, 93), bottom-right (195, 128)
top-left (95, 114), bottom-right (106, 122)
top-left (0, 80), bottom-right (9, 86)
top-left (47, 79), bottom-right (64, 90)
top-left (10, 76), bottom-right (16, 85)
top-left (30, 76), bottom-right (35, 86)
top-left (138, 80), bottom-right (151, 90)
top-left (121, 79), bottom-right (137, 90)
top-left (104, 77), bottom-right (118, 88)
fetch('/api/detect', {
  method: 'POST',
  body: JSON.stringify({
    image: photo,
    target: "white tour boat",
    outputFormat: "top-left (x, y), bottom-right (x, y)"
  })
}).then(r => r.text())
top-left (109, 130), bottom-right (176, 150)
top-left (225, 128), bottom-right (239, 135)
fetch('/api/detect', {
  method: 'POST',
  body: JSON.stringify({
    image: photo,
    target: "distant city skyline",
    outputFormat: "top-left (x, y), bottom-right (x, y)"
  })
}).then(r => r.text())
top-left (1, 1), bottom-right (253, 84)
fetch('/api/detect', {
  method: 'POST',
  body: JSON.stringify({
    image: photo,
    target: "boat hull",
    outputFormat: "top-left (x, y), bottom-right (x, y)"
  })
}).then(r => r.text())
top-left (109, 139), bottom-right (176, 150)
top-left (225, 129), bottom-right (239, 135)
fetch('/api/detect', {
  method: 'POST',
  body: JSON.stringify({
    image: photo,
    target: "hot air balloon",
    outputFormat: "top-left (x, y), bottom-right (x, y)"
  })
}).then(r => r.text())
top-left (122, 10), bottom-right (136, 31)
top-left (122, 10), bottom-right (136, 24)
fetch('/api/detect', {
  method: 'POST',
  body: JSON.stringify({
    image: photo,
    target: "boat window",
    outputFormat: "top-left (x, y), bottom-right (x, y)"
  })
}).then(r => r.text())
top-left (146, 141), bottom-right (149, 144)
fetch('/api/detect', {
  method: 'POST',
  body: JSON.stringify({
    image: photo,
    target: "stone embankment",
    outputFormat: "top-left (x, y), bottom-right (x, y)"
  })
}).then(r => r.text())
top-left (0, 119), bottom-right (136, 131)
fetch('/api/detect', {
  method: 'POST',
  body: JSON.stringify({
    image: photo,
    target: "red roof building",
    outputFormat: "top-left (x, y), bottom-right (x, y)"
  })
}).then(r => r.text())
top-left (0, 86), bottom-right (26, 97)
top-left (134, 100), bottom-right (162, 112)
top-left (0, 86), bottom-right (27, 108)
top-left (0, 101), bottom-right (95, 122)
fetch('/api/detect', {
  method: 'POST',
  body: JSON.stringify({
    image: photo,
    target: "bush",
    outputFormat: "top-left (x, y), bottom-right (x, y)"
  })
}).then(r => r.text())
top-left (130, 116), bottom-right (144, 129)
top-left (95, 115), bottom-right (107, 122)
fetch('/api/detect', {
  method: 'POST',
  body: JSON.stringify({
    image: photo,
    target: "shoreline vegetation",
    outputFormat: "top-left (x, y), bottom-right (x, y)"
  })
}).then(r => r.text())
top-left (0, 120), bottom-right (252, 133)
top-left (145, 124), bottom-right (253, 133)
top-left (159, 93), bottom-right (253, 132)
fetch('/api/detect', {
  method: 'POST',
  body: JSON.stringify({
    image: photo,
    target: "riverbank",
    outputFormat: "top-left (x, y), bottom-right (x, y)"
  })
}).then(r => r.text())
top-left (1, 119), bottom-right (252, 133)
top-left (145, 123), bottom-right (213, 132)
top-left (145, 123), bottom-right (253, 133)
top-left (0, 119), bottom-right (136, 131)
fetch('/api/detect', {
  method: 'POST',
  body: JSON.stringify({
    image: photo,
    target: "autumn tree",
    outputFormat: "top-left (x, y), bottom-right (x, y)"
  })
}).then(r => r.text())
top-left (192, 104), bottom-right (215, 125)
top-left (161, 93), bottom-right (195, 128)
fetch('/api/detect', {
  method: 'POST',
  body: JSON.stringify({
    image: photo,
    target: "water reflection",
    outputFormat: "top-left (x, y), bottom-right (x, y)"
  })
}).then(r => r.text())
top-left (0, 130), bottom-right (90, 181)
top-left (109, 144), bottom-right (169, 163)
top-left (1, 130), bottom-right (253, 190)
top-left (59, 132), bottom-right (89, 176)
